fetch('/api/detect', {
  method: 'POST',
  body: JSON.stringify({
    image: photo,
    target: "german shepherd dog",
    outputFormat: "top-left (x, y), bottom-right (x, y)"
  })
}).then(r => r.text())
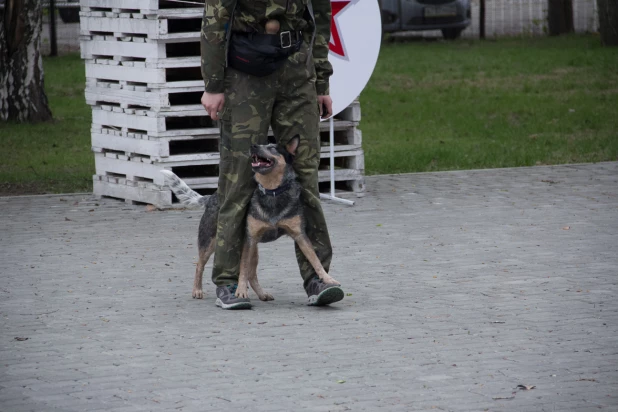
top-left (161, 136), bottom-right (339, 301)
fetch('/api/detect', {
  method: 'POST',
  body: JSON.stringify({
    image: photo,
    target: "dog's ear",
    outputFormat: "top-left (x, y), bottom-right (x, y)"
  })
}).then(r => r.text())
top-left (286, 135), bottom-right (300, 156)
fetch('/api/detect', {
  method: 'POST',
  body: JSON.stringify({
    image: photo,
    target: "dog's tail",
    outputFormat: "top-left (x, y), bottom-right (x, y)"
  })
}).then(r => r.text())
top-left (160, 170), bottom-right (207, 208)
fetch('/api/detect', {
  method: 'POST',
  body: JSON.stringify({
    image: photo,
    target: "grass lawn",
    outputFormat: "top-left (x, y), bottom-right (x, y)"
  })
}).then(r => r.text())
top-left (361, 34), bottom-right (618, 174)
top-left (0, 54), bottom-right (92, 195)
top-left (0, 35), bottom-right (617, 195)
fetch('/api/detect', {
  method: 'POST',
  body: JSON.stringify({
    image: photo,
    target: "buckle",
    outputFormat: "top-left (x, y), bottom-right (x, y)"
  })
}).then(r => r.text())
top-left (280, 31), bottom-right (292, 48)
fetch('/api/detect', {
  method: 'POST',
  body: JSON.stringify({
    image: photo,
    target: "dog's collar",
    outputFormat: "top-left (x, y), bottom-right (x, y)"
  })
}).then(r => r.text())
top-left (258, 182), bottom-right (291, 197)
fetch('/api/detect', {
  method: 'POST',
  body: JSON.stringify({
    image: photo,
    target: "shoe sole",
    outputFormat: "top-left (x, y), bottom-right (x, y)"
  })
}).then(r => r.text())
top-left (215, 298), bottom-right (252, 310)
top-left (307, 286), bottom-right (344, 306)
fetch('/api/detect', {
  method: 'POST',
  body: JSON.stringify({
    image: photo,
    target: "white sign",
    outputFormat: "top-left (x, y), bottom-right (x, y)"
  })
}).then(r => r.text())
top-left (327, 0), bottom-right (382, 117)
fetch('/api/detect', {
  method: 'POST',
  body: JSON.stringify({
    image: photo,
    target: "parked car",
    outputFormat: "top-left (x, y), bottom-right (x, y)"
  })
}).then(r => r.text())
top-left (380, 0), bottom-right (472, 40)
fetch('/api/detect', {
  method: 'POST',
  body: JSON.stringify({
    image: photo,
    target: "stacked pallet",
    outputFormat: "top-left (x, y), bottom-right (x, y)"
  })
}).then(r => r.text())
top-left (80, 0), bottom-right (364, 207)
top-left (318, 101), bottom-right (364, 196)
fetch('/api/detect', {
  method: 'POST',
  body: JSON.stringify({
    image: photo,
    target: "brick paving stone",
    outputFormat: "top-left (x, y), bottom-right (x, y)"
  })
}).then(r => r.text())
top-left (1, 163), bottom-right (617, 411)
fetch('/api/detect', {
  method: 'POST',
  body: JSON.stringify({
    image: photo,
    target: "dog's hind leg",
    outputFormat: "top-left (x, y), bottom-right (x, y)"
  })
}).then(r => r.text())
top-left (248, 245), bottom-right (274, 301)
top-left (193, 238), bottom-right (214, 299)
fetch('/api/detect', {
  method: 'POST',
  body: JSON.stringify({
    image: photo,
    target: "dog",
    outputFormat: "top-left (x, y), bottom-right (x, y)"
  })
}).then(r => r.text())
top-left (161, 136), bottom-right (339, 301)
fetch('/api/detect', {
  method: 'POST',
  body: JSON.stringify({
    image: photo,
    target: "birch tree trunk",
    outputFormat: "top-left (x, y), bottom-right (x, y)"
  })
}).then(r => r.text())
top-left (0, 0), bottom-right (52, 122)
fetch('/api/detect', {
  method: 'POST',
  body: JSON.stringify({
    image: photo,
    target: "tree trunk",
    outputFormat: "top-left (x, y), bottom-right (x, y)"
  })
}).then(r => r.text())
top-left (0, 0), bottom-right (52, 122)
top-left (598, 0), bottom-right (618, 46)
top-left (0, 11), bottom-right (8, 118)
top-left (547, 0), bottom-right (574, 36)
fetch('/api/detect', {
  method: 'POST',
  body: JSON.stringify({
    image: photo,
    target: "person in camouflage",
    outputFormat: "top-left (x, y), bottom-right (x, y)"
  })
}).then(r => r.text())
top-left (200, 0), bottom-right (344, 309)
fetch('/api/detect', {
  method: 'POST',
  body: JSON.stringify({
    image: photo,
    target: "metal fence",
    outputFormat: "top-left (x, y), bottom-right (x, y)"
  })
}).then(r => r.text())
top-left (36, 0), bottom-right (601, 56)
top-left (463, 0), bottom-right (598, 38)
top-left (41, 11), bottom-right (80, 55)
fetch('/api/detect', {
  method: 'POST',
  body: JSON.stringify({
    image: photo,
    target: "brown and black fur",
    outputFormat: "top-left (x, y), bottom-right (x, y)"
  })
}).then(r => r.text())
top-left (160, 170), bottom-right (219, 299)
top-left (161, 136), bottom-right (338, 301)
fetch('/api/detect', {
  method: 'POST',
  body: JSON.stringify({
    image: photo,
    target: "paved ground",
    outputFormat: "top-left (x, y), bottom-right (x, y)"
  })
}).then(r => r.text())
top-left (1, 163), bottom-right (617, 412)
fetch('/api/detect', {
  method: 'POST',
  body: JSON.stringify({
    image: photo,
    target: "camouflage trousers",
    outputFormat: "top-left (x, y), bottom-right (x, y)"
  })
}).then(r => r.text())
top-left (211, 44), bottom-right (333, 289)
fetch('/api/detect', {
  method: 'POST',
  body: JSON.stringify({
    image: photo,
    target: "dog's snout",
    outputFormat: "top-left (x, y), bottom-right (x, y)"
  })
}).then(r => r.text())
top-left (251, 144), bottom-right (259, 151)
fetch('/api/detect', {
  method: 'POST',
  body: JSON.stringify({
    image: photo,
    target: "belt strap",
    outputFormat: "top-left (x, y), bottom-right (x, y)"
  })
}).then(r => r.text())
top-left (234, 31), bottom-right (303, 49)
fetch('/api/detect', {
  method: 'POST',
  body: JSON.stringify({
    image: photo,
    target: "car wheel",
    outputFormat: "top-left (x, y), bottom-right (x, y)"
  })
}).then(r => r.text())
top-left (442, 28), bottom-right (462, 40)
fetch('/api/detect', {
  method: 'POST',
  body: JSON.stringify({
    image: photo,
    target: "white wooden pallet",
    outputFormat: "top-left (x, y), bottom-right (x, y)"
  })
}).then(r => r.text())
top-left (93, 152), bottom-right (215, 186)
top-left (93, 141), bottom-right (362, 162)
top-left (320, 121), bottom-right (362, 146)
top-left (80, 38), bottom-right (201, 61)
top-left (93, 145), bottom-right (363, 182)
top-left (318, 170), bottom-right (365, 193)
top-left (92, 123), bottom-right (219, 141)
top-left (174, 168), bottom-right (364, 190)
top-left (80, 13), bottom-right (202, 42)
top-left (86, 85), bottom-right (358, 116)
top-left (87, 87), bottom-right (361, 121)
top-left (80, 31), bottom-right (200, 44)
top-left (93, 140), bottom-right (363, 192)
top-left (94, 164), bottom-right (363, 207)
top-left (86, 56), bottom-right (200, 68)
top-left (91, 107), bottom-right (360, 139)
top-left (174, 168), bottom-right (365, 199)
top-left (80, 0), bottom-right (204, 15)
top-left (80, 0), bottom-right (365, 205)
top-left (92, 131), bottom-right (172, 157)
top-left (80, 9), bottom-right (202, 19)
top-left (91, 106), bottom-right (215, 136)
top-left (90, 127), bottom-right (361, 199)
top-left (90, 123), bottom-right (311, 164)
top-left (93, 168), bottom-right (363, 207)
top-left (93, 175), bottom-right (172, 205)
top-left (84, 58), bottom-right (202, 91)
top-left (335, 100), bottom-right (361, 123)
top-left (86, 82), bottom-right (203, 110)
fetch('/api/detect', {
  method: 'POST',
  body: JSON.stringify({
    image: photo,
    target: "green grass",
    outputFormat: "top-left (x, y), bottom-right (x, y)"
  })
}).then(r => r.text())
top-left (0, 35), bottom-right (617, 195)
top-left (0, 54), bottom-right (92, 195)
top-left (360, 34), bottom-right (618, 174)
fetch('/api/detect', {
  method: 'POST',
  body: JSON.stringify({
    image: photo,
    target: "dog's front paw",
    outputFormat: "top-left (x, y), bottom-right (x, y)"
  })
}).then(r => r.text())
top-left (235, 289), bottom-right (249, 299)
top-left (258, 292), bottom-right (274, 301)
top-left (192, 288), bottom-right (204, 299)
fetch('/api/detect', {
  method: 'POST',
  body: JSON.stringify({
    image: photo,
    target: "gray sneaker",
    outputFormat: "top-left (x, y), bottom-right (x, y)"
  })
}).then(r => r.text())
top-left (305, 277), bottom-right (344, 306)
top-left (215, 284), bottom-right (252, 310)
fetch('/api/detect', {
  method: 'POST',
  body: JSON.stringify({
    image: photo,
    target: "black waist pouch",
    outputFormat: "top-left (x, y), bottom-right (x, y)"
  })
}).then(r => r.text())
top-left (228, 33), bottom-right (302, 77)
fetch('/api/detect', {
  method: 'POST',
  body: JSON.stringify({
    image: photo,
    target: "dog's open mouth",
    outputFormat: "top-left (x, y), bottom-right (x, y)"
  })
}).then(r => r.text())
top-left (251, 154), bottom-right (273, 168)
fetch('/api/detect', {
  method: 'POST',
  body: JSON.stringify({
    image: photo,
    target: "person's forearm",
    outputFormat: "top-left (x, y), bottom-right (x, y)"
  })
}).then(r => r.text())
top-left (201, 0), bottom-right (236, 93)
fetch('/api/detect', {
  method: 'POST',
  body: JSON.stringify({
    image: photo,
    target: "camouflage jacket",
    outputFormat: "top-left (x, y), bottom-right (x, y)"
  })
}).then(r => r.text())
top-left (200, 0), bottom-right (333, 95)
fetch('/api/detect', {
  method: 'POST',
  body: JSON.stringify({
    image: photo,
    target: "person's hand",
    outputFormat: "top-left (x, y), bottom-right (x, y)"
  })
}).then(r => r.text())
top-left (201, 91), bottom-right (225, 120)
top-left (318, 95), bottom-right (333, 119)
